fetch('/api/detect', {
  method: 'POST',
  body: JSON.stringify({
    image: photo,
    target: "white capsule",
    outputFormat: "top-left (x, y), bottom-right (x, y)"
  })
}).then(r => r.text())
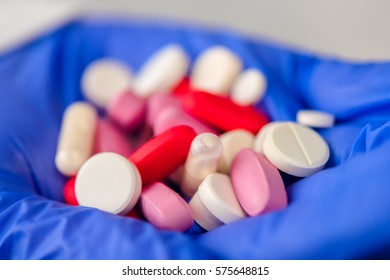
top-left (297, 110), bottom-right (335, 128)
top-left (181, 133), bottom-right (222, 197)
top-left (191, 46), bottom-right (242, 95)
top-left (81, 59), bottom-right (133, 108)
top-left (134, 44), bottom-right (189, 97)
top-left (231, 68), bottom-right (267, 106)
top-left (217, 129), bottom-right (255, 174)
top-left (263, 122), bottom-right (330, 177)
top-left (55, 102), bottom-right (97, 176)
top-left (75, 152), bottom-right (142, 215)
top-left (189, 173), bottom-right (246, 231)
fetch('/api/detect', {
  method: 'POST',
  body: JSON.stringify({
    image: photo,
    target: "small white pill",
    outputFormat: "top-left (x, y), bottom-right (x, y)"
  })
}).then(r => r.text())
top-left (297, 110), bottom-right (335, 128)
top-left (181, 133), bottom-right (222, 197)
top-left (189, 173), bottom-right (246, 231)
top-left (253, 122), bottom-right (281, 154)
top-left (263, 122), bottom-right (330, 177)
top-left (75, 152), bottom-right (142, 215)
top-left (55, 102), bottom-right (97, 176)
top-left (217, 129), bottom-right (254, 174)
top-left (231, 68), bottom-right (267, 106)
top-left (134, 44), bottom-right (189, 97)
top-left (81, 59), bottom-right (133, 108)
top-left (191, 46), bottom-right (242, 94)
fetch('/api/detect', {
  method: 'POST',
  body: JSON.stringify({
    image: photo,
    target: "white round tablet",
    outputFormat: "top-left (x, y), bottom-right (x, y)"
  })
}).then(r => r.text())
top-left (263, 122), bottom-right (330, 177)
top-left (189, 191), bottom-right (224, 231)
top-left (253, 122), bottom-right (281, 154)
top-left (81, 59), bottom-right (133, 108)
top-left (134, 44), bottom-right (189, 97)
top-left (231, 68), bottom-right (267, 106)
top-left (217, 129), bottom-right (255, 174)
top-left (198, 173), bottom-right (246, 224)
top-left (297, 110), bottom-right (335, 128)
top-left (191, 46), bottom-right (242, 94)
top-left (75, 152), bottom-right (142, 215)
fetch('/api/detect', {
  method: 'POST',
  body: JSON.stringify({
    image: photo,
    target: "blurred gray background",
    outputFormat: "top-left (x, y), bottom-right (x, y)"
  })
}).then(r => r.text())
top-left (1, 0), bottom-right (390, 61)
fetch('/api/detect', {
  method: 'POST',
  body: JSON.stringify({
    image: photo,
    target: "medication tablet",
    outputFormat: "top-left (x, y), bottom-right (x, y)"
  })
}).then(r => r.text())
top-left (217, 129), bottom-right (255, 174)
top-left (231, 68), bottom-right (267, 106)
top-left (182, 90), bottom-right (269, 134)
top-left (153, 107), bottom-right (217, 136)
top-left (75, 152), bottom-right (141, 215)
top-left (129, 125), bottom-right (196, 185)
top-left (253, 122), bottom-right (281, 154)
top-left (189, 191), bottom-right (224, 231)
top-left (189, 173), bottom-right (246, 231)
top-left (191, 46), bottom-right (242, 94)
top-left (94, 118), bottom-right (133, 157)
top-left (231, 149), bottom-right (287, 216)
top-left (63, 177), bottom-right (78, 206)
top-left (134, 44), bottom-right (189, 98)
top-left (297, 110), bottom-right (335, 128)
top-left (181, 133), bottom-right (223, 197)
top-left (263, 122), bottom-right (330, 177)
top-left (107, 90), bottom-right (146, 131)
top-left (140, 182), bottom-right (193, 232)
top-left (55, 102), bottom-right (97, 176)
top-left (81, 59), bottom-right (132, 108)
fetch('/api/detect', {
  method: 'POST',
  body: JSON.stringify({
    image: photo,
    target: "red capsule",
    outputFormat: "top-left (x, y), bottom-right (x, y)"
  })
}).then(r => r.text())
top-left (181, 90), bottom-right (269, 134)
top-left (129, 125), bottom-right (197, 185)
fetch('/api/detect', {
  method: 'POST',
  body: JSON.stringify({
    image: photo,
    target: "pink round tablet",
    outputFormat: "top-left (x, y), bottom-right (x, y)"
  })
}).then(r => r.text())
top-left (94, 118), bottom-right (133, 157)
top-left (140, 182), bottom-right (193, 232)
top-left (231, 148), bottom-right (287, 216)
top-left (107, 90), bottom-right (146, 131)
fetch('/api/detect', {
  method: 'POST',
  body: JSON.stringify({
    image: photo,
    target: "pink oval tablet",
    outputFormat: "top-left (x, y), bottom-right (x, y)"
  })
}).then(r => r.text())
top-left (140, 182), bottom-right (193, 232)
top-left (107, 90), bottom-right (146, 131)
top-left (231, 148), bottom-right (287, 216)
top-left (146, 94), bottom-right (182, 126)
top-left (153, 107), bottom-right (217, 135)
top-left (94, 118), bottom-right (133, 157)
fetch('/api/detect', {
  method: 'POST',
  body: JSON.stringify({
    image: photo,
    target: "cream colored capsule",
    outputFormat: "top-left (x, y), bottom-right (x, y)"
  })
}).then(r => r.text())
top-left (55, 102), bottom-right (97, 176)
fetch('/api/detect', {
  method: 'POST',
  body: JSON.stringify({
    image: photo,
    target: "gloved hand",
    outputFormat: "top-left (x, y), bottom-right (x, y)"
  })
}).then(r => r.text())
top-left (1, 18), bottom-right (390, 260)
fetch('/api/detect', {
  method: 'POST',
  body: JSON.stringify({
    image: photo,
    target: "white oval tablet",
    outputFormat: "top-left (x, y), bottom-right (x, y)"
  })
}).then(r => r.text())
top-left (297, 110), bottom-right (335, 128)
top-left (81, 59), bottom-right (133, 108)
top-left (217, 129), bottom-right (255, 174)
top-left (253, 122), bottom-right (281, 154)
top-left (231, 68), bottom-right (267, 106)
top-left (198, 173), bottom-right (246, 224)
top-left (75, 152), bottom-right (142, 215)
top-left (191, 46), bottom-right (242, 94)
top-left (134, 44), bottom-right (189, 97)
top-left (263, 122), bottom-right (330, 177)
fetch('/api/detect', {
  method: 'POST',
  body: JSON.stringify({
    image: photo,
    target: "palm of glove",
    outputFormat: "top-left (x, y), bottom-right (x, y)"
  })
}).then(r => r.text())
top-left (1, 19), bottom-right (390, 259)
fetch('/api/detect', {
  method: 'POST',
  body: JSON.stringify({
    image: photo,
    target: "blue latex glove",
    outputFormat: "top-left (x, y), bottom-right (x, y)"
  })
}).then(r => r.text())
top-left (1, 18), bottom-right (390, 260)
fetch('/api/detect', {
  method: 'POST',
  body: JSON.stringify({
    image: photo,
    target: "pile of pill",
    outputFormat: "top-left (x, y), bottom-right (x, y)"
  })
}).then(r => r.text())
top-left (56, 44), bottom-right (334, 232)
